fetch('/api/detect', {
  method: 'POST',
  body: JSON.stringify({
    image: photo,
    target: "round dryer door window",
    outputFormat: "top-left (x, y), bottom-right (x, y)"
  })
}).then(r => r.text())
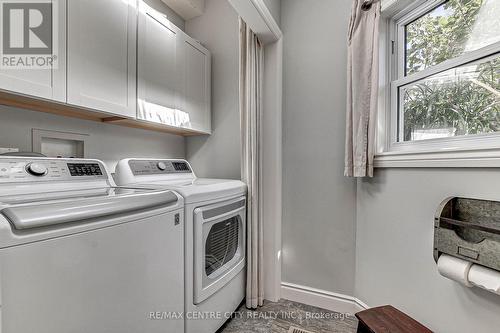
top-left (193, 197), bottom-right (246, 304)
top-left (205, 216), bottom-right (241, 276)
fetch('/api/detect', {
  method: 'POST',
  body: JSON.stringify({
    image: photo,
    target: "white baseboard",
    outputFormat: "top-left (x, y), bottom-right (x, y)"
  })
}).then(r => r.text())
top-left (281, 282), bottom-right (369, 315)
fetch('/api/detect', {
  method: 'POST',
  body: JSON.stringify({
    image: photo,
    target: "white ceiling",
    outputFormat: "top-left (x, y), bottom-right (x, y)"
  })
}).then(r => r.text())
top-left (161, 0), bottom-right (205, 20)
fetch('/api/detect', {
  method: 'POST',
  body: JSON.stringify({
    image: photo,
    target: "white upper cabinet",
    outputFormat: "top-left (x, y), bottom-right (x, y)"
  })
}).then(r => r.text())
top-left (137, 2), bottom-right (211, 133)
top-left (67, 0), bottom-right (137, 118)
top-left (137, 2), bottom-right (183, 127)
top-left (0, 0), bottom-right (66, 102)
top-left (182, 37), bottom-right (211, 133)
top-left (0, 0), bottom-right (211, 135)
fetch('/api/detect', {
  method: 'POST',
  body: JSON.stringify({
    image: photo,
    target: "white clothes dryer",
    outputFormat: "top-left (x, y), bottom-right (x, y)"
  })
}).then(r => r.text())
top-left (115, 158), bottom-right (247, 333)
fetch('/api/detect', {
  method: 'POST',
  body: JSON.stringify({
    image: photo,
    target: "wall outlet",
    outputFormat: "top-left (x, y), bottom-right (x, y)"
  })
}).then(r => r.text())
top-left (0, 148), bottom-right (20, 154)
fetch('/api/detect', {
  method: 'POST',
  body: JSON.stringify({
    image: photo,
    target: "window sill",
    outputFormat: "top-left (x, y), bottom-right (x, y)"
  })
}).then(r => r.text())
top-left (374, 149), bottom-right (500, 168)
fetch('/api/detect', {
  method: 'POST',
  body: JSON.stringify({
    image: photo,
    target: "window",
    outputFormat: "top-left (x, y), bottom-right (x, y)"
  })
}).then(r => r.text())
top-left (381, 0), bottom-right (500, 162)
top-left (400, 55), bottom-right (499, 142)
top-left (404, 0), bottom-right (500, 75)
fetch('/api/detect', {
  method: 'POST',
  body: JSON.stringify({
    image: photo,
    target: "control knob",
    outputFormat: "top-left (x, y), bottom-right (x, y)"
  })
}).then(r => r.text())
top-left (26, 163), bottom-right (48, 176)
top-left (157, 162), bottom-right (167, 171)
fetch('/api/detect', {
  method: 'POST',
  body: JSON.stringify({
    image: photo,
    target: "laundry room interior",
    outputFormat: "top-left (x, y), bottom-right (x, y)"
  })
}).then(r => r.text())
top-left (0, 0), bottom-right (499, 333)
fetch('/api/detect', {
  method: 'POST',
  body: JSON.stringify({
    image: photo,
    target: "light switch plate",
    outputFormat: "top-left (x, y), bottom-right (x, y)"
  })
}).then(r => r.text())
top-left (0, 148), bottom-right (20, 154)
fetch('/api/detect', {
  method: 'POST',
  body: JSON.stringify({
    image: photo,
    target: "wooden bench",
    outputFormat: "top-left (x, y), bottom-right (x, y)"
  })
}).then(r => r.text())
top-left (355, 305), bottom-right (433, 333)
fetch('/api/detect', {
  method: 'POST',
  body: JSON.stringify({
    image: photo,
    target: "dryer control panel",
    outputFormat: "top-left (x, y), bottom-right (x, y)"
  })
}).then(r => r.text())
top-left (0, 158), bottom-right (107, 183)
top-left (129, 160), bottom-right (192, 176)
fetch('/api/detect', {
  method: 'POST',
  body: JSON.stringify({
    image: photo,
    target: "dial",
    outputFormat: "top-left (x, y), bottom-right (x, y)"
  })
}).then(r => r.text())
top-left (157, 162), bottom-right (167, 171)
top-left (26, 163), bottom-right (48, 176)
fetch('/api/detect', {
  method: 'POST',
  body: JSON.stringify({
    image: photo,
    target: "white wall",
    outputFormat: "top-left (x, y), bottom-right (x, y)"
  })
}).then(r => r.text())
top-left (281, 0), bottom-right (357, 295)
top-left (267, 1), bottom-right (500, 332)
top-left (185, 0), bottom-right (241, 179)
top-left (356, 168), bottom-right (500, 333)
top-left (0, 107), bottom-right (185, 171)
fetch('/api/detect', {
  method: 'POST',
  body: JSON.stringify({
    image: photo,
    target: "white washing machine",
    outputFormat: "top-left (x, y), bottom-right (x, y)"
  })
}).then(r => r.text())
top-left (115, 158), bottom-right (247, 333)
top-left (0, 156), bottom-right (185, 333)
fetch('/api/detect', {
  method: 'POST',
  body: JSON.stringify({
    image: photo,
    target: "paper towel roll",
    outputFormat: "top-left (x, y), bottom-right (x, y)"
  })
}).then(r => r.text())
top-left (468, 264), bottom-right (500, 295)
top-left (437, 254), bottom-right (473, 287)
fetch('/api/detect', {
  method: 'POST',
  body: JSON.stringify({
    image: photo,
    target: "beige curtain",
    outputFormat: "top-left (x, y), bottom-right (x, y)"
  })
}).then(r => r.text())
top-left (344, 0), bottom-right (381, 177)
top-left (239, 17), bottom-right (264, 309)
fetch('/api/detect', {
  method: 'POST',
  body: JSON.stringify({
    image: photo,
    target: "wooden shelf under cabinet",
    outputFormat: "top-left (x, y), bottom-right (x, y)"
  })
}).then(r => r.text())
top-left (0, 90), bottom-right (210, 137)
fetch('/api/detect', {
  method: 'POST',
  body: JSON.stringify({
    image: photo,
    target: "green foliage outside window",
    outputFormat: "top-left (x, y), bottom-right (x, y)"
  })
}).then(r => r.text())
top-left (402, 0), bottom-right (499, 141)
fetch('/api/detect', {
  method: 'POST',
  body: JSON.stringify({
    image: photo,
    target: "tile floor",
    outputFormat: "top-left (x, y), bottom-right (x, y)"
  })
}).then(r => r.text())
top-left (218, 299), bottom-right (358, 333)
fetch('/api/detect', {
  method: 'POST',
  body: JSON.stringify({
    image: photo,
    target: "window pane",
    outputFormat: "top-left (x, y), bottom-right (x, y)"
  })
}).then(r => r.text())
top-left (405, 0), bottom-right (500, 75)
top-left (400, 55), bottom-right (500, 142)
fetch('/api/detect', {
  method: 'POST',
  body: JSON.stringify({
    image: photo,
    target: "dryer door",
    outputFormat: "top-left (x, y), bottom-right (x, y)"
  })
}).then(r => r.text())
top-left (193, 196), bottom-right (246, 304)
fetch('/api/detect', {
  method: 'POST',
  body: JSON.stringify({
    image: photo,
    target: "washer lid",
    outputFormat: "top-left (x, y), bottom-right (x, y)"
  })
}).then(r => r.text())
top-left (0, 188), bottom-right (178, 230)
top-left (126, 178), bottom-right (247, 203)
top-left (115, 159), bottom-right (247, 203)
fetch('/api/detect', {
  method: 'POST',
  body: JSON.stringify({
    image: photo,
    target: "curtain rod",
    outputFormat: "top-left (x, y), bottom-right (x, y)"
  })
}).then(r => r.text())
top-left (361, 0), bottom-right (380, 11)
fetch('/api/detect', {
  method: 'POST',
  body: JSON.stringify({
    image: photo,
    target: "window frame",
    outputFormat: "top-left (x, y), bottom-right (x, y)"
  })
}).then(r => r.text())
top-left (376, 0), bottom-right (500, 167)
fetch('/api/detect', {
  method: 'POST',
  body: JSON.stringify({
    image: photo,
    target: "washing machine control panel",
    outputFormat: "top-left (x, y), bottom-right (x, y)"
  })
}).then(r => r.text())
top-left (67, 163), bottom-right (103, 177)
top-left (0, 158), bottom-right (106, 183)
top-left (129, 160), bottom-right (192, 175)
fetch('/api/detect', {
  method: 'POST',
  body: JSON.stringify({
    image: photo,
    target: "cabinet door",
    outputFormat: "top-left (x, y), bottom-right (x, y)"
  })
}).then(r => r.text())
top-left (183, 39), bottom-right (211, 133)
top-left (67, 0), bottom-right (136, 118)
top-left (137, 3), bottom-right (183, 127)
top-left (0, 0), bottom-right (66, 102)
